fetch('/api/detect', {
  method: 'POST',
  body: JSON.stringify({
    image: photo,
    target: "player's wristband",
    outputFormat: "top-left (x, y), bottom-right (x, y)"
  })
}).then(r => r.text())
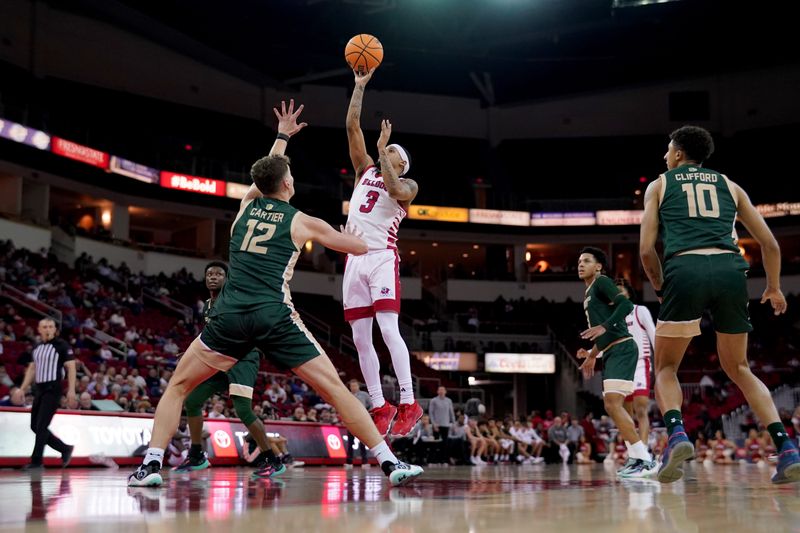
top-left (276, 133), bottom-right (290, 142)
top-left (655, 288), bottom-right (664, 298)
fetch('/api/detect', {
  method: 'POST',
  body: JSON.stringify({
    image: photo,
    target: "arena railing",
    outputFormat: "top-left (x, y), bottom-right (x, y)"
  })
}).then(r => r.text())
top-left (142, 288), bottom-right (193, 323)
top-left (0, 282), bottom-right (63, 329)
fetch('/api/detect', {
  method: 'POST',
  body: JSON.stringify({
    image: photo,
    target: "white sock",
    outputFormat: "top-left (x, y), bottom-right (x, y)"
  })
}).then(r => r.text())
top-left (629, 441), bottom-right (650, 461)
top-left (351, 318), bottom-right (385, 408)
top-left (376, 312), bottom-right (413, 404)
top-left (370, 440), bottom-right (398, 465)
top-left (144, 447), bottom-right (164, 467)
top-left (625, 440), bottom-right (633, 458)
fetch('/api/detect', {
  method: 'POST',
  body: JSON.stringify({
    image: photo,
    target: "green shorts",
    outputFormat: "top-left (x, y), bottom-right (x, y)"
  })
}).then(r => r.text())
top-left (658, 253), bottom-right (753, 337)
top-left (200, 302), bottom-right (323, 370)
top-left (201, 350), bottom-right (260, 398)
top-left (602, 339), bottom-right (637, 396)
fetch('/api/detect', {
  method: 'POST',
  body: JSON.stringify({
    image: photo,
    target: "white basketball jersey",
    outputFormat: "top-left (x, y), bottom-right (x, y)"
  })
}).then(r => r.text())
top-left (625, 305), bottom-right (656, 361)
top-left (347, 166), bottom-right (407, 251)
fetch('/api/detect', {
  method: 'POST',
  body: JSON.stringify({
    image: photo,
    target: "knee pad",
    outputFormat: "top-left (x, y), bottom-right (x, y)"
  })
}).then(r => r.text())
top-left (232, 395), bottom-right (257, 426)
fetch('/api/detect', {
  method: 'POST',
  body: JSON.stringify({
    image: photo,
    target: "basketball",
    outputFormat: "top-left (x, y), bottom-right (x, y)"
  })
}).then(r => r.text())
top-left (344, 34), bottom-right (383, 74)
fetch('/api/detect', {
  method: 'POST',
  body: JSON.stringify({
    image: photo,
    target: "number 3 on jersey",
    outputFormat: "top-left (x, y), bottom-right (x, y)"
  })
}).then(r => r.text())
top-left (240, 219), bottom-right (276, 254)
top-left (359, 191), bottom-right (380, 214)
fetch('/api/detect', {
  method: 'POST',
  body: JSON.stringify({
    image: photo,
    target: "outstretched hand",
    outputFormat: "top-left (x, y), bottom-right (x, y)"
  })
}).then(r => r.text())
top-left (354, 67), bottom-right (375, 87)
top-left (580, 325), bottom-right (607, 342)
top-left (340, 223), bottom-right (364, 240)
top-left (761, 287), bottom-right (788, 316)
top-left (273, 99), bottom-right (308, 138)
top-left (377, 119), bottom-right (392, 151)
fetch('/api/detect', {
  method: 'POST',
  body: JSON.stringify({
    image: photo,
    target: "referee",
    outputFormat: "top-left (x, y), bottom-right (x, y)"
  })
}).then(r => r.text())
top-left (14, 318), bottom-right (77, 469)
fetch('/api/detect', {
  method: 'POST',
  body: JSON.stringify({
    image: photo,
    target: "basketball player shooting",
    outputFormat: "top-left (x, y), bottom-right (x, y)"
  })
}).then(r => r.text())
top-left (344, 68), bottom-right (423, 437)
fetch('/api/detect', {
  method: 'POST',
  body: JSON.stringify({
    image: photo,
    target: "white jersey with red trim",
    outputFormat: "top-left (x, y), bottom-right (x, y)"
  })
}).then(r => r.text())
top-left (625, 304), bottom-right (656, 361)
top-left (347, 166), bottom-right (407, 251)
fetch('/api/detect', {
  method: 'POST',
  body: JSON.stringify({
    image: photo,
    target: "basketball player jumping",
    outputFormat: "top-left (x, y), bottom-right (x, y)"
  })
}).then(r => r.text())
top-left (640, 125), bottom-right (800, 484)
top-left (128, 99), bottom-right (423, 487)
top-left (344, 68), bottom-right (423, 437)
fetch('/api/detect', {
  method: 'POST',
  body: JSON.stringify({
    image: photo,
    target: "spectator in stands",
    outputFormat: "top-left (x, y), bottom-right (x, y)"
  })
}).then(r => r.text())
top-left (2, 324), bottom-right (16, 341)
top-left (124, 326), bottom-right (140, 345)
top-left (83, 314), bottom-right (98, 329)
top-left (21, 326), bottom-right (36, 343)
top-left (695, 432), bottom-right (711, 462)
top-left (54, 290), bottom-right (75, 309)
top-left (163, 338), bottom-right (179, 356)
top-left (137, 399), bottom-right (153, 414)
top-left (158, 370), bottom-right (171, 396)
top-left (145, 368), bottom-right (162, 397)
top-left (466, 418), bottom-right (487, 465)
top-left (95, 344), bottom-right (114, 363)
top-left (549, 416), bottom-right (570, 464)
top-left (289, 377), bottom-right (307, 403)
top-left (267, 382), bottom-right (288, 405)
top-left (709, 430), bottom-right (737, 464)
top-left (78, 392), bottom-right (98, 411)
top-left (208, 401), bottom-right (226, 419)
top-left (319, 409), bottom-right (333, 424)
top-left (429, 386), bottom-right (455, 441)
top-left (131, 369), bottom-right (147, 391)
top-left (87, 373), bottom-right (108, 397)
top-left (292, 406), bottom-right (307, 422)
top-left (306, 408), bottom-right (318, 422)
top-left (566, 418), bottom-right (585, 457)
top-left (446, 413), bottom-right (469, 465)
top-left (576, 435), bottom-right (593, 464)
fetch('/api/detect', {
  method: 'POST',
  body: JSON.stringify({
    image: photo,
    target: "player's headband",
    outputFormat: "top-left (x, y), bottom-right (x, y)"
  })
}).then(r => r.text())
top-left (388, 144), bottom-right (411, 176)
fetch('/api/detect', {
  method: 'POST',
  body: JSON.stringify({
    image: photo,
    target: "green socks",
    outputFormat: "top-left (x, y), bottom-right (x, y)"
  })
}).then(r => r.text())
top-left (664, 410), bottom-right (684, 436)
top-left (767, 422), bottom-right (790, 450)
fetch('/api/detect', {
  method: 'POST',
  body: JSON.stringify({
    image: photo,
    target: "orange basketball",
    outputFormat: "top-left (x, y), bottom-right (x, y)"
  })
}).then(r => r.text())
top-left (344, 34), bottom-right (383, 74)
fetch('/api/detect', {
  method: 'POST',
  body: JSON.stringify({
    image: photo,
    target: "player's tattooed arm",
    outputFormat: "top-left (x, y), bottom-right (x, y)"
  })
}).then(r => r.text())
top-left (347, 69), bottom-right (375, 177)
top-left (640, 179), bottom-right (664, 297)
top-left (377, 119), bottom-right (416, 201)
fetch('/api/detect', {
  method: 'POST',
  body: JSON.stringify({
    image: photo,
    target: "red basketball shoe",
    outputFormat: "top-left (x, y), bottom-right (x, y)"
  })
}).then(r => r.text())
top-left (370, 402), bottom-right (398, 437)
top-left (391, 401), bottom-right (423, 437)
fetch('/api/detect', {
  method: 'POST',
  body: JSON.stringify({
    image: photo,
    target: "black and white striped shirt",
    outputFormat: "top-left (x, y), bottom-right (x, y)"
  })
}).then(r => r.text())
top-left (32, 338), bottom-right (74, 384)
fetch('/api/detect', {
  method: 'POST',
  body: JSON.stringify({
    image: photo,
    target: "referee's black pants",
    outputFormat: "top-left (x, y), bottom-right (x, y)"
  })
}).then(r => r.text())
top-left (30, 382), bottom-right (68, 464)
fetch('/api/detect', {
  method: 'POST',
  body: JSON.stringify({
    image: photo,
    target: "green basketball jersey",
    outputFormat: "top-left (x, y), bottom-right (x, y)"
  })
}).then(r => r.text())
top-left (583, 275), bottom-right (632, 351)
top-left (212, 197), bottom-right (300, 315)
top-left (659, 164), bottom-right (739, 259)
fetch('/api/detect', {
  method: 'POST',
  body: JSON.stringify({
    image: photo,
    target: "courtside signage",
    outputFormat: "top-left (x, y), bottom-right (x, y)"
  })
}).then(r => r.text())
top-left (757, 202), bottom-right (800, 218)
top-left (469, 209), bottom-right (530, 227)
top-left (0, 117), bottom-right (50, 150)
top-left (408, 205), bottom-right (469, 223)
top-left (414, 351), bottom-right (478, 371)
top-left (596, 210), bottom-right (644, 226)
top-left (485, 353), bottom-right (556, 374)
top-left (530, 212), bottom-right (596, 226)
top-left (160, 171), bottom-right (226, 196)
top-left (52, 137), bottom-right (110, 169)
top-left (109, 156), bottom-right (159, 184)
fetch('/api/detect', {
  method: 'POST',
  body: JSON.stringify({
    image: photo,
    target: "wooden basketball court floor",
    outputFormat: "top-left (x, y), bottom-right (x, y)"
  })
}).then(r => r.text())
top-left (1, 463), bottom-right (798, 532)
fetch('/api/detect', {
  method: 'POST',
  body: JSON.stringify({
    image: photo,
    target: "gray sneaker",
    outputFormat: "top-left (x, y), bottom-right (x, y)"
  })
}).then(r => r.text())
top-left (619, 459), bottom-right (659, 479)
top-left (616, 457), bottom-right (637, 476)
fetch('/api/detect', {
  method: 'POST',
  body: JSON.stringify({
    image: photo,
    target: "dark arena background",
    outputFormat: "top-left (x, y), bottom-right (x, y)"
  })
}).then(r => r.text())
top-left (1, 0), bottom-right (799, 530)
